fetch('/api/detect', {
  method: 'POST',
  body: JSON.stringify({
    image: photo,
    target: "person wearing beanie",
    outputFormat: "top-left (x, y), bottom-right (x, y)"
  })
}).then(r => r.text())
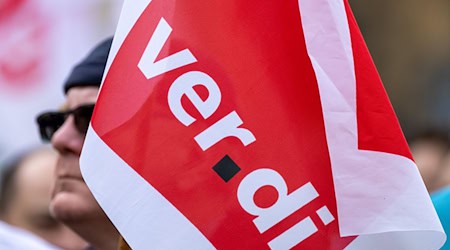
top-left (37, 38), bottom-right (130, 250)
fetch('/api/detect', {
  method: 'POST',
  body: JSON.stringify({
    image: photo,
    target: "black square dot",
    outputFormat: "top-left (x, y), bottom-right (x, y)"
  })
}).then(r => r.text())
top-left (212, 155), bottom-right (241, 182)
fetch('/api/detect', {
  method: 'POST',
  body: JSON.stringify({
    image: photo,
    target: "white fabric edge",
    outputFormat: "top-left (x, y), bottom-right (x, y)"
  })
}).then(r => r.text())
top-left (298, 0), bottom-right (446, 249)
top-left (80, 128), bottom-right (215, 250)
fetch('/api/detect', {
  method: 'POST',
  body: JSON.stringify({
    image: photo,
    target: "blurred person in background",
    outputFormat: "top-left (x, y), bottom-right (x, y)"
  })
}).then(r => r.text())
top-left (0, 146), bottom-right (87, 249)
top-left (409, 129), bottom-right (450, 192)
top-left (410, 129), bottom-right (450, 249)
top-left (431, 153), bottom-right (450, 250)
top-left (433, 150), bottom-right (450, 192)
top-left (37, 38), bottom-right (130, 250)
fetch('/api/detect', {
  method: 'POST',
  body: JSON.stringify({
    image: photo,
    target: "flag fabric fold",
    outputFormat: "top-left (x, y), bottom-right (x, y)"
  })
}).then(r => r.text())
top-left (81, 0), bottom-right (446, 249)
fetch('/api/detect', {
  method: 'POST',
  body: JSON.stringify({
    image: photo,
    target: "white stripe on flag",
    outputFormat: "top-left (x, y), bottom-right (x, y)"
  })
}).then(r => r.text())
top-left (80, 127), bottom-right (215, 249)
top-left (298, 0), bottom-right (445, 249)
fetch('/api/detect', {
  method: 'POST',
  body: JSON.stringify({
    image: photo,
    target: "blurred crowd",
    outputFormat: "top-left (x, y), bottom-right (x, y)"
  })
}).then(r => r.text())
top-left (0, 146), bottom-right (87, 249)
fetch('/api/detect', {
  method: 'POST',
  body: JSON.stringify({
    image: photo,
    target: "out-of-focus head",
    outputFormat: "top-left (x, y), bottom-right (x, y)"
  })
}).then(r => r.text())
top-left (48, 86), bottom-right (100, 222)
top-left (434, 151), bottom-right (450, 191)
top-left (0, 147), bottom-right (87, 250)
top-left (36, 38), bottom-right (111, 223)
top-left (36, 37), bottom-right (119, 250)
top-left (409, 129), bottom-right (450, 192)
top-left (63, 37), bottom-right (112, 94)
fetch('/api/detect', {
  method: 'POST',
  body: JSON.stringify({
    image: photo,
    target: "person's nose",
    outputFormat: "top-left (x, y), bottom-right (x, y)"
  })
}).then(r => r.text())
top-left (51, 116), bottom-right (84, 156)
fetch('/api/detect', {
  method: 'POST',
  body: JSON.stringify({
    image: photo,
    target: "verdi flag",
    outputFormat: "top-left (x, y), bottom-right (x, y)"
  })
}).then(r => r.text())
top-left (81, 0), bottom-right (446, 249)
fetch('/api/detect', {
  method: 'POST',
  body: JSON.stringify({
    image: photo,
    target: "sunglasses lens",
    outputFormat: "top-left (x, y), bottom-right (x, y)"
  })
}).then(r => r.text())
top-left (36, 104), bottom-right (95, 141)
top-left (73, 105), bottom-right (94, 135)
top-left (36, 112), bottom-right (66, 141)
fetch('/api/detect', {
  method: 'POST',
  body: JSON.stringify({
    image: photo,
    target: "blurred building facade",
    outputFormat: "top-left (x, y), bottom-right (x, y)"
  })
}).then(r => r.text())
top-left (0, 0), bottom-right (123, 162)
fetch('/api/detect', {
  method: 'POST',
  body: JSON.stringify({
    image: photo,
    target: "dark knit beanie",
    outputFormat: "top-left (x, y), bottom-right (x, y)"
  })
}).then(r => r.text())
top-left (63, 37), bottom-right (113, 94)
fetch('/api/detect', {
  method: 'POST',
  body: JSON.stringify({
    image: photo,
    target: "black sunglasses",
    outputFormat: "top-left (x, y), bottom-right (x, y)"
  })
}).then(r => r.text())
top-left (36, 104), bottom-right (95, 141)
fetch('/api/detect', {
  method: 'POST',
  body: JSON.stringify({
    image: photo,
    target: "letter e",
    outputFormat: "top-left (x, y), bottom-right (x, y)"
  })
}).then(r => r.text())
top-left (168, 71), bottom-right (221, 126)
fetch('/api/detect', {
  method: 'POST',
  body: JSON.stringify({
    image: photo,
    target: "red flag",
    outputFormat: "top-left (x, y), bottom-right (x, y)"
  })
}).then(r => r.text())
top-left (81, 0), bottom-right (445, 249)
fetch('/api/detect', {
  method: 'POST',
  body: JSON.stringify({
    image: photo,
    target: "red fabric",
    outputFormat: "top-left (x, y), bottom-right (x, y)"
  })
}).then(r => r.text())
top-left (91, 0), bottom-right (410, 248)
top-left (345, 3), bottom-right (412, 160)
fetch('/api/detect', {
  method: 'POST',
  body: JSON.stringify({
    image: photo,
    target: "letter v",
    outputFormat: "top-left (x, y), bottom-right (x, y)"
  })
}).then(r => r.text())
top-left (138, 17), bottom-right (197, 79)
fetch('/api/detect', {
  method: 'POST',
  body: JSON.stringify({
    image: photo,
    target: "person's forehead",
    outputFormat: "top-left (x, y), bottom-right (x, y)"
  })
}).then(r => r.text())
top-left (65, 86), bottom-right (99, 109)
